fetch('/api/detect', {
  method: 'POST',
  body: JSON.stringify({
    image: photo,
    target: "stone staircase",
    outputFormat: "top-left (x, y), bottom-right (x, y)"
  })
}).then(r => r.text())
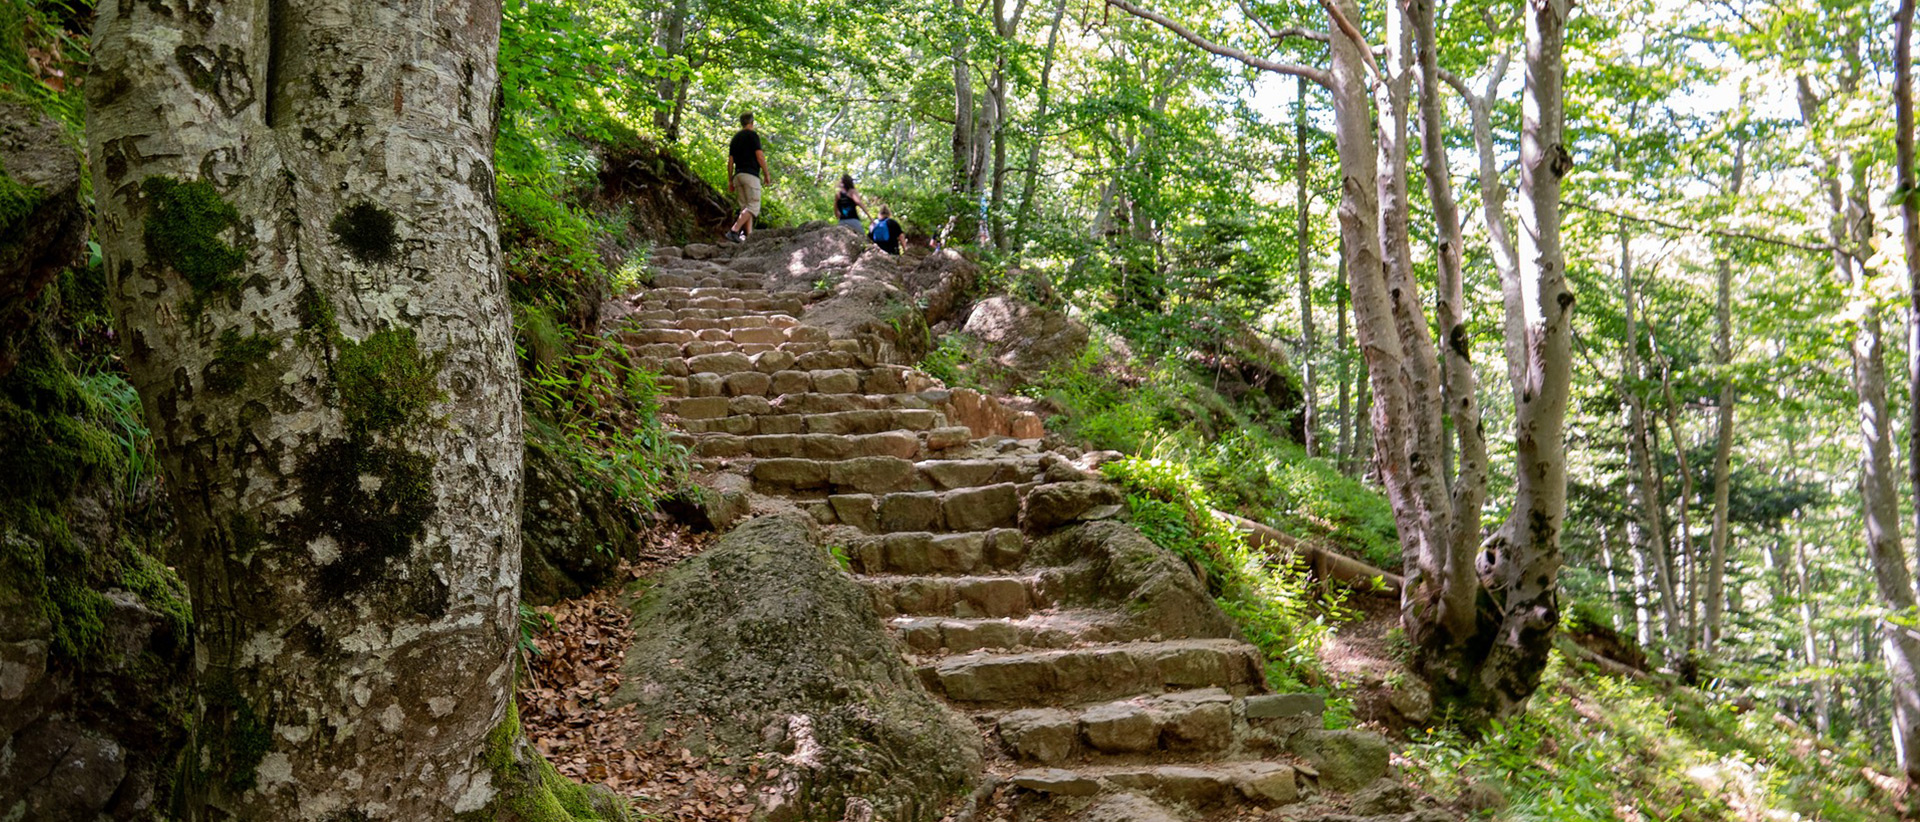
top-left (625, 232), bottom-right (1409, 822)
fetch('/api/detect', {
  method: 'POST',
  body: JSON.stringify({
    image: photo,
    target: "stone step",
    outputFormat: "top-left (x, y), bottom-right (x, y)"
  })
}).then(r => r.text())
top-left (634, 285), bottom-right (774, 301)
top-left (637, 294), bottom-right (807, 314)
top-left (627, 339), bottom-right (836, 361)
top-left (992, 689), bottom-right (1327, 765)
top-left (659, 366), bottom-right (936, 401)
top-left (842, 528), bottom-right (1027, 575)
top-left (891, 609), bottom-right (1136, 655)
top-left (618, 323), bottom-right (832, 348)
top-left (918, 638), bottom-right (1266, 706)
top-left (656, 363), bottom-right (933, 396)
top-left (858, 573), bottom-right (1054, 619)
top-left (803, 483), bottom-right (1025, 528)
top-left (679, 431), bottom-right (926, 461)
top-left (1007, 761), bottom-right (1302, 811)
top-left (624, 312), bottom-right (801, 330)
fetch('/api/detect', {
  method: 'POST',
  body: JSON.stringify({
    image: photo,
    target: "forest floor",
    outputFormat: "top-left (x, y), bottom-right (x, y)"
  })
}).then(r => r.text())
top-left (516, 523), bottom-right (766, 821)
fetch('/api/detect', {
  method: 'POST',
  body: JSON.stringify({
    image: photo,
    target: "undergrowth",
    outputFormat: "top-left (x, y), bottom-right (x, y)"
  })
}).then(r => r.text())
top-left (1401, 649), bottom-right (1898, 821)
top-left (1100, 455), bottom-right (1352, 697)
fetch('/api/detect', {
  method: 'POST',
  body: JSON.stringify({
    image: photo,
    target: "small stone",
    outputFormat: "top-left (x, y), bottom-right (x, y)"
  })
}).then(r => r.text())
top-left (1081, 702), bottom-right (1159, 753)
top-left (732, 327), bottom-right (786, 345)
top-left (926, 426), bottom-right (974, 450)
top-left (956, 577), bottom-right (1032, 618)
top-left (752, 459), bottom-right (830, 490)
top-left (769, 370), bottom-right (813, 394)
top-left (687, 351), bottom-right (753, 375)
top-left (672, 396), bottom-right (730, 420)
top-left (929, 533), bottom-right (985, 572)
top-left (985, 529), bottom-right (1025, 567)
top-left (828, 495), bottom-right (877, 532)
top-left (877, 492), bottom-right (944, 532)
top-left (1350, 777), bottom-right (1416, 815)
top-left (811, 369), bottom-right (861, 395)
top-left (683, 242), bottom-right (717, 259)
top-left (752, 349), bottom-right (797, 373)
top-left (998, 709), bottom-right (1079, 765)
top-left (786, 325), bottom-right (831, 344)
top-left (830, 456), bottom-right (916, 494)
top-left (723, 371), bottom-right (772, 396)
top-left (1244, 693), bottom-right (1326, 719)
top-left (944, 484), bottom-right (1020, 531)
top-left (1295, 729), bottom-right (1390, 792)
top-left (1010, 768), bottom-right (1101, 797)
top-left (1024, 481), bottom-right (1123, 531)
top-left (686, 372), bottom-right (724, 398)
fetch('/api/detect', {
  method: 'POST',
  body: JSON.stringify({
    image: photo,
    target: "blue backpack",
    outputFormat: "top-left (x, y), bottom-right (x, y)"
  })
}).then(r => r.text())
top-left (871, 219), bottom-right (892, 243)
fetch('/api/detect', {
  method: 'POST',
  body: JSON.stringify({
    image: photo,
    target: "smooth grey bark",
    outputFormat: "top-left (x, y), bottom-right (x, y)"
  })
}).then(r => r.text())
top-left (1013, 0), bottom-right (1069, 250)
top-left (1296, 75), bottom-right (1319, 458)
top-left (1621, 220), bottom-right (1680, 642)
top-left (1790, 510), bottom-right (1833, 737)
top-left (1704, 144), bottom-right (1746, 655)
top-left (1801, 68), bottom-right (1920, 801)
top-left (1470, 0), bottom-right (1574, 720)
top-left (1653, 348), bottom-right (1701, 649)
top-left (88, 2), bottom-right (523, 818)
top-left (986, 0), bottom-right (1028, 249)
top-left (951, 0), bottom-right (976, 195)
top-left (653, 0), bottom-right (690, 140)
top-left (1412, 0), bottom-right (1487, 628)
top-left (1336, 235), bottom-right (1353, 471)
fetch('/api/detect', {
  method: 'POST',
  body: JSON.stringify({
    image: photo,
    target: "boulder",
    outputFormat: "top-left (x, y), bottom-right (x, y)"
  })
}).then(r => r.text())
top-left (612, 514), bottom-right (982, 821)
top-left (959, 296), bottom-right (1090, 389)
top-left (519, 437), bottom-right (642, 604)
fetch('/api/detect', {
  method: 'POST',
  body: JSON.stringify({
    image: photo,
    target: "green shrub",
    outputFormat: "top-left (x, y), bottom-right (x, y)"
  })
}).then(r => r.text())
top-left (1101, 456), bottom-right (1348, 689)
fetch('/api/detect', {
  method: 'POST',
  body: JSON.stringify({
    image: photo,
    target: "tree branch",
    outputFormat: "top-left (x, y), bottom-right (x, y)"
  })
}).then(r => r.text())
top-left (1105, 0), bottom-right (1331, 88)
top-left (1315, 0), bottom-right (1382, 82)
top-left (1563, 200), bottom-right (1833, 254)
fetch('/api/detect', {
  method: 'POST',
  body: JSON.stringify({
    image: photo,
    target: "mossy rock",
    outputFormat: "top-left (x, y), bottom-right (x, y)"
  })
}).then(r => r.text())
top-left (610, 513), bottom-right (982, 821)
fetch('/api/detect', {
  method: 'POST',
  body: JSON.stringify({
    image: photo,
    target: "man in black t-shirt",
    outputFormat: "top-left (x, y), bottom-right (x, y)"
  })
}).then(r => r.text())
top-left (725, 113), bottom-right (771, 243)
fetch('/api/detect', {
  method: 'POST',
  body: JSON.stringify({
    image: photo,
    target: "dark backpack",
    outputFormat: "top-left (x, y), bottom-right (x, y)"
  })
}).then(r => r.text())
top-left (870, 219), bottom-right (892, 243)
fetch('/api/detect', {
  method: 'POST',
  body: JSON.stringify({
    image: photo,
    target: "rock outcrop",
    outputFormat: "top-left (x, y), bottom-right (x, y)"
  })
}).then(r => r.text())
top-left (520, 437), bottom-right (645, 604)
top-left (612, 513), bottom-right (982, 822)
top-left (0, 103), bottom-right (85, 377)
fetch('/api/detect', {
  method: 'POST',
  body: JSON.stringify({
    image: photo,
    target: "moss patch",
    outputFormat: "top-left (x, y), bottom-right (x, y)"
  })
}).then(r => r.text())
top-left (203, 328), bottom-right (277, 395)
top-left (293, 437), bottom-right (437, 600)
top-left (330, 202), bottom-right (400, 265)
top-left (0, 164), bottom-right (44, 239)
top-left (200, 674), bottom-right (274, 794)
top-left (140, 176), bottom-right (245, 317)
top-left (336, 327), bottom-right (445, 436)
top-left (467, 699), bottom-right (629, 822)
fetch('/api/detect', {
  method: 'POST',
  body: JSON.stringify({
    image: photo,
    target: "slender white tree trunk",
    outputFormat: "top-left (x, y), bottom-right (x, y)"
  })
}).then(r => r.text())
top-left (88, 2), bottom-right (525, 817)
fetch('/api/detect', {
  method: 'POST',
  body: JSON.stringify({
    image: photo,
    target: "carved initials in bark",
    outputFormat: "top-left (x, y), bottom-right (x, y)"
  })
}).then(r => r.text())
top-left (89, 1), bottom-right (522, 818)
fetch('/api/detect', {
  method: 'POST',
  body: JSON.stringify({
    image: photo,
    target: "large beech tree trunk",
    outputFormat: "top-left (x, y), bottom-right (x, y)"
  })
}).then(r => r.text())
top-left (88, 2), bottom-right (525, 817)
top-left (1468, 0), bottom-right (1573, 720)
top-left (1295, 75), bottom-right (1319, 458)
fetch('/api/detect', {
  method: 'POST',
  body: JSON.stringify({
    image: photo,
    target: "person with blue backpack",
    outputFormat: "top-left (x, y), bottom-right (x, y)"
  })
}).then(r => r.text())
top-left (868, 205), bottom-right (904, 255)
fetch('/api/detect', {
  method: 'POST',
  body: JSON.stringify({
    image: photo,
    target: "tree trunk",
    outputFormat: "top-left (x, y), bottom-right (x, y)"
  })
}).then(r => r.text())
top-left (1622, 221), bottom-right (1680, 643)
top-left (1412, 0), bottom-right (1487, 600)
top-left (88, 2), bottom-right (531, 818)
top-left (1014, 0), bottom-right (1070, 251)
top-left (1335, 235), bottom-right (1353, 471)
top-left (1469, 0), bottom-right (1573, 721)
top-left (1790, 507), bottom-right (1833, 736)
top-left (1704, 145), bottom-right (1745, 654)
top-left (653, 0), bottom-right (690, 139)
top-left (951, 0), bottom-right (975, 194)
top-left (1296, 75), bottom-right (1319, 457)
top-left (1803, 67), bottom-right (1920, 806)
top-left (1654, 353), bottom-right (1701, 650)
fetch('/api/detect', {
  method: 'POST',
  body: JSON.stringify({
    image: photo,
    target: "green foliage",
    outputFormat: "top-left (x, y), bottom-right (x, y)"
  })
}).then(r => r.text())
top-left (0, 0), bottom-right (88, 128)
top-left (521, 324), bottom-right (686, 510)
top-left (1401, 651), bottom-right (1897, 822)
top-left (1101, 455), bottom-right (1348, 688)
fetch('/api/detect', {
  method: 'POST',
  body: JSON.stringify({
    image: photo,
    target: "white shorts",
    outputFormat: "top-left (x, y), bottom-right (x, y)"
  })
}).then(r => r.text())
top-left (733, 173), bottom-right (763, 216)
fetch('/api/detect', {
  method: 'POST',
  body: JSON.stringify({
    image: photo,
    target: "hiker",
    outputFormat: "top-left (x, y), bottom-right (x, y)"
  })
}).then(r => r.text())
top-left (725, 112), bottom-right (770, 243)
top-left (868, 206), bottom-right (904, 255)
top-left (833, 174), bottom-right (870, 232)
